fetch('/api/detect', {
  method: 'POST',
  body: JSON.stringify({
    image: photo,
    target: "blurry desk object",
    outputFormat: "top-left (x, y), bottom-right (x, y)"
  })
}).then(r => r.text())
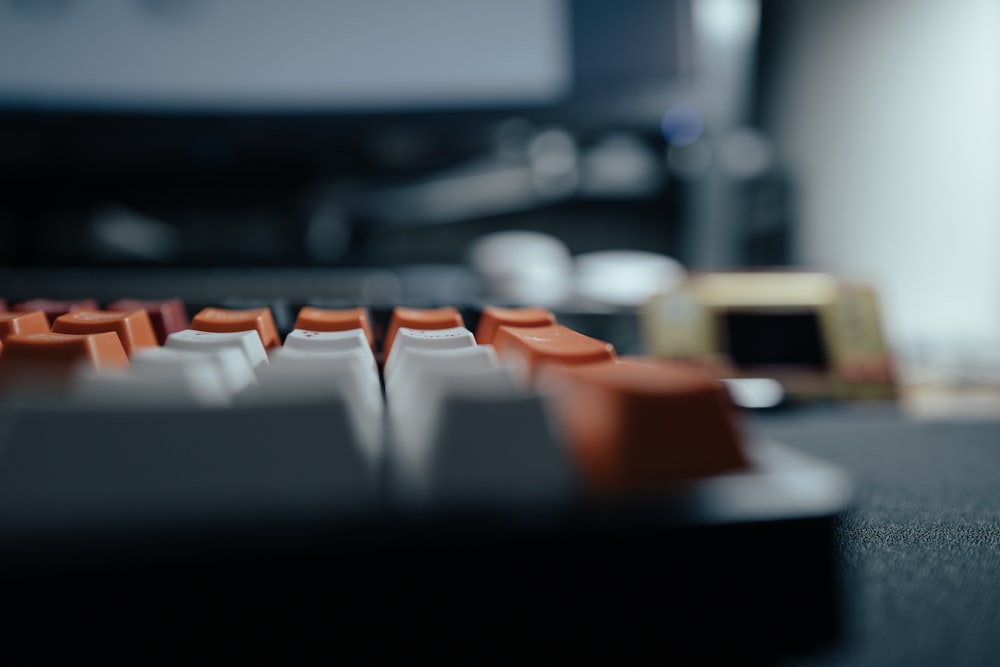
top-left (751, 407), bottom-right (1000, 667)
top-left (903, 384), bottom-right (1000, 421)
top-left (643, 272), bottom-right (896, 402)
top-left (897, 344), bottom-right (1000, 421)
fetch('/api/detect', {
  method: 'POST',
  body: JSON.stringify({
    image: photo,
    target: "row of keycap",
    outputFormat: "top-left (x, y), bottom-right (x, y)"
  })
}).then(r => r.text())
top-left (0, 299), bottom-right (746, 505)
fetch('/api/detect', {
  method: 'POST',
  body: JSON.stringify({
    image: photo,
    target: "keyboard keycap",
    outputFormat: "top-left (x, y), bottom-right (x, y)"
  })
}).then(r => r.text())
top-left (247, 348), bottom-right (384, 469)
top-left (0, 402), bottom-right (377, 523)
top-left (73, 356), bottom-right (231, 407)
top-left (14, 299), bottom-right (99, 324)
top-left (51, 310), bottom-right (158, 357)
top-left (0, 331), bottom-right (129, 370)
top-left (540, 358), bottom-right (747, 495)
top-left (388, 353), bottom-right (571, 505)
top-left (133, 346), bottom-right (256, 396)
top-left (492, 324), bottom-right (616, 384)
top-left (0, 310), bottom-right (50, 341)
top-left (284, 328), bottom-right (375, 366)
top-left (191, 307), bottom-right (281, 350)
top-left (107, 298), bottom-right (189, 345)
top-left (474, 306), bottom-right (556, 344)
top-left (220, 298), bottom-right (294, 337)
top-left (267, 347), bottom-right (381, 401)
top-left (383, 306), bottom-right (463, 359)
top-left (294, 307), bottom-right (374, 348)
top-left (0, 332), bottom-right (129, 393)
top-left (382, 326), bottom-right (476, 381)
top-left (386, 345), bottom-right (500, 408)
top-left (166, 329), bottom-right (268, 369)
top-left (426, 376), bottom-right (572, 505)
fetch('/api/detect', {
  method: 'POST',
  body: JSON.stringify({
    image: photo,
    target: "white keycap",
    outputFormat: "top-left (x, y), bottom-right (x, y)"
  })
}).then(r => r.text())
top-left (382, 326), bottom-right (476, 382)
top-left (267, 347), bottom-right (381, 405)
top-left (428, 378), bottom-right (573, 505)
top-left (166, 329), bottom-right (268, 369)
top-left (72, 347), bottom-right (257, 407)
top-left (392, 363), bottom-right (513, 459)
top-left (387, 352), bottom-right (573, 506)
top-left (242, 347), bottom-right (383, 469)
top-left (132, 346), bottom-right (257, 395)
top-left (0, 401), bottom-right (377, 524)
top-left (284, 328), bottom-right (372, 358)
top-left (386, 345), bottom-right (501, 416)
top-left (281, 329), bottom-right (377, 378)
top-left (72, 363), bottom-right (230, 407)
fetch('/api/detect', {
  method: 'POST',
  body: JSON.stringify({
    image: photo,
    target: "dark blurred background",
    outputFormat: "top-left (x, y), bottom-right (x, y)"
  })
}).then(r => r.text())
top-left (1, 0), bottom-right (999, 387)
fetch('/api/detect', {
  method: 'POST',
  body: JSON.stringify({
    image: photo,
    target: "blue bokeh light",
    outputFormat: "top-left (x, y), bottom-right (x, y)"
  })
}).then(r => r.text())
top-left (660, 103), bottom-right (703, 146)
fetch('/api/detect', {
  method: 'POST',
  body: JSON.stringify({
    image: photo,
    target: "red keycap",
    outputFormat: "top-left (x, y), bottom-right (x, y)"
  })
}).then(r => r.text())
top-left (474, 306), bottom-right (556, 345)
top-left (383, 307), bottom-right (464, 359)
top-left (14, 299), bottom-right (99, 324)
top-left (191, 307), bottom-right (281, 350)
top-left (52, 310), bottom-right (159, 356)
top-left (294, 307), bottom-right (374, 348)
top-left (107, 298), bottom-right (189, 345)
top-left (0, 310), bottom-right (50, 341)
top-left (541, 358), bottom-right (748, 495)
top-left (492, 324), bottom-right (616, 383)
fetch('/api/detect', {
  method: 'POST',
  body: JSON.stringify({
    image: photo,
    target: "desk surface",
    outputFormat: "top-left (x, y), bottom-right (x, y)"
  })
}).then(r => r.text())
top-left (751, 409), bottom-right (1000, 667)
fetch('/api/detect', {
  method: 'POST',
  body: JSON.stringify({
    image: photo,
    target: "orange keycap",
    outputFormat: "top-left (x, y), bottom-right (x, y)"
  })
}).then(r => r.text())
top-left (0, 310), bottom-right (50, 341)
top-left (191, 307), bottom-right (281, 350)
top-left (14, 299), bottom-right (99, 324)
top-left (492, 324), bottom-right (615, 382)
top-left (474, 306), bottom-right (556, 345)
top-left (52, 310), bottom-right (158, 356)
top-left (108, 298), bottom-right (189, 345)
top-left (383, 307), bottom-right (464, 358)
top-left (0, 331), bottom-right (129, 392)
top-left (541, 358), bottom-right (747, 495)
top-left (294, 307), bottom-right (374, 347)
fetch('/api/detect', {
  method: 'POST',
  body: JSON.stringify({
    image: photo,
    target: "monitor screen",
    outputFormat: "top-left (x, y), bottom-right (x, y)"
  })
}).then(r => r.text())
top-left (721, 311), bottom-right (830, 369)
top-left (0, 0), bottom-right (689, 114)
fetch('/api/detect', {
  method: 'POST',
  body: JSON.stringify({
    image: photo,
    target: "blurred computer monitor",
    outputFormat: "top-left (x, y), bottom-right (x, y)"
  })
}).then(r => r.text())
top-left (0, 1), bottom-right (761, 270)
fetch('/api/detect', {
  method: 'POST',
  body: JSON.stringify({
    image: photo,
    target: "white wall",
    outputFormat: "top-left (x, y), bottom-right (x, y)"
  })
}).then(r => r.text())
top-left (771, 0), bottom-right (1000, 351)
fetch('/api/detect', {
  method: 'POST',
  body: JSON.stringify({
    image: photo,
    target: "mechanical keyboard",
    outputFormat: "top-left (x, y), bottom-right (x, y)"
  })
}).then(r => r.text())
top-left (0, 297), bottom-right (850, 662)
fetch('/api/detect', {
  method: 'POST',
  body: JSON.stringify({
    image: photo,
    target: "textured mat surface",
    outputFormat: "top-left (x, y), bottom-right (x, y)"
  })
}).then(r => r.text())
top-left (752, 410), bottom-right (1000, 667)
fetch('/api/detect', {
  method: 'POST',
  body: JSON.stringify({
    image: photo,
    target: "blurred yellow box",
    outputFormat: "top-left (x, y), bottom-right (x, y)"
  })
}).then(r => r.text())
top-left (642, 272), bottom-right (896, 401)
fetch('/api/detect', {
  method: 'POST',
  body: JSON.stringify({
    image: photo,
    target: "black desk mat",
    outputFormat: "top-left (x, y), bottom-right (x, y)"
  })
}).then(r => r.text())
top-left (751, 409), bottom-right (1000, 667)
